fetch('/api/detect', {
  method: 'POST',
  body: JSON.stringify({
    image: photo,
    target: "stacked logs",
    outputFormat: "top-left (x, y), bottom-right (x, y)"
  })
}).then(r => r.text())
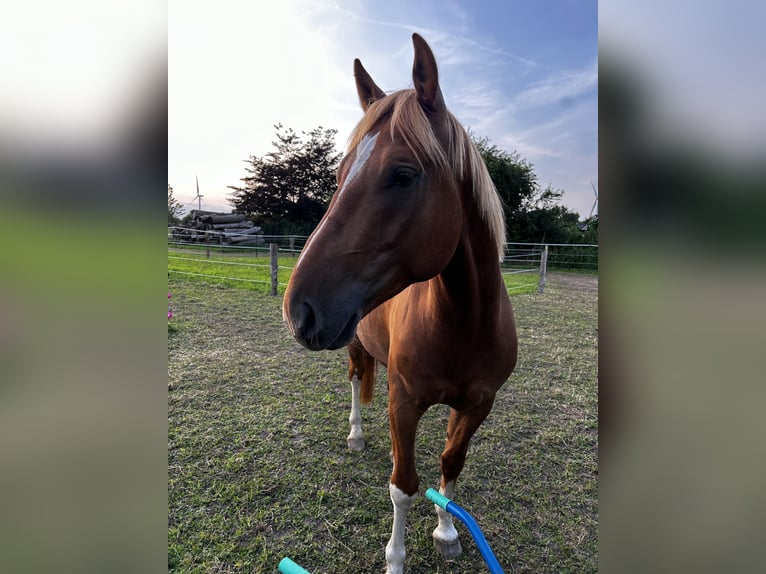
top-left (171, 210), bottom-right (264, 245)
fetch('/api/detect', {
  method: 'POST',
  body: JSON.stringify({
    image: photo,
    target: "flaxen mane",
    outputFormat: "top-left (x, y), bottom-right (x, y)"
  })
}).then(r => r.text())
top-left (347, 89), bottom-right (506, 255)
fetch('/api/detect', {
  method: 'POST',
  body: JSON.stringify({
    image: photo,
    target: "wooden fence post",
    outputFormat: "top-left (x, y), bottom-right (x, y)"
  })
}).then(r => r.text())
top-left (270, 243), bottom-right (279, 296)
top-left (537, 244), bottom-right (548, 293)
top-left (206, 232), bottom-right (210, 259)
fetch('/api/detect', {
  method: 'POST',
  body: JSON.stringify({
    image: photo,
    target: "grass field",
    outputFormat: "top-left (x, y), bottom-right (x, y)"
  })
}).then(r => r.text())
top-left (167, 271), bottom-right (597, 573)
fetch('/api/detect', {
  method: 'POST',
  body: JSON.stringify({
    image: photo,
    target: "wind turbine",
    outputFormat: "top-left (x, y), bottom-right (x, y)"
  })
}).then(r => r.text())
top-left (578, 181), bottom-right (598, 231)
top-left (194, 175), bottom-right (204, 211)
top-left (588, 181), bottom-right (598, 219)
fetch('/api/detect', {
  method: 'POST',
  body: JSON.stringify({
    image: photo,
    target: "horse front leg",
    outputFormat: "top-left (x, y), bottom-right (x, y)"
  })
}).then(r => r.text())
top-left (386, 482), bottom-right (417, 574)
top-left (433, 399), bottom-right (495, 558)
top-left (385, 386), bottom-right (424, 574)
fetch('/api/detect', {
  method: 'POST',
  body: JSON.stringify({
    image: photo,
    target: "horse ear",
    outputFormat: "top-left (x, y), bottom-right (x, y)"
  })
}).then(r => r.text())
top-left (411, 33), bottom-right (445, 114)
top-left (354, 59), bottom-right (386, 112)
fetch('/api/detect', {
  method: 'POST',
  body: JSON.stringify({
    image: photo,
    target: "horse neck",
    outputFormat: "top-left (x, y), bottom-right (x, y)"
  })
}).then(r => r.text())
top-left (430, 185), bottom-right (506, 331)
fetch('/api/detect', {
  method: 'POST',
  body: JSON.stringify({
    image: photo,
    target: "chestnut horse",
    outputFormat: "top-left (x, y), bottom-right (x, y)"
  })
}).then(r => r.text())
top-left (283, 34), bottom-right (517, 573)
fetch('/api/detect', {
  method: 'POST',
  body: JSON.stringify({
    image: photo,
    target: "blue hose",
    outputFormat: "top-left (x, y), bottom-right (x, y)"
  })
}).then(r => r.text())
top-left (426, 488), bottom-right (504, 574)
top-left (278, 557), bottom-right (311, 574)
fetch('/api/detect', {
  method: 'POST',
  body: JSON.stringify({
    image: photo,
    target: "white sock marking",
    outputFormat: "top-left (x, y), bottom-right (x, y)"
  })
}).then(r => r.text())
top-left (347, 374), bottom-right (365, 448)
top-left (385, 483), bottom-right (416, 574)
top-left (433, 480), bottom-right (459, 544)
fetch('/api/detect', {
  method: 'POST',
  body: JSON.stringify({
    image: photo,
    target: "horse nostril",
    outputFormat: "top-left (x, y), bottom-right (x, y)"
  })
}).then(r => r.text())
top-left (295, 300), bottom-right (318, 340)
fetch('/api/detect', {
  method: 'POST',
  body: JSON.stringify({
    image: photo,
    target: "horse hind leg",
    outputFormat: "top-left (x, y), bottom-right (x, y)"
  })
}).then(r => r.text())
top-left (433, 399), bottom-right (495, 559)
top-left (346, 337), bottom-right (375, 451)
top-left (347, 373), bottom-right (365, 451)
top-left (433, 479), bottom-right (461, 559)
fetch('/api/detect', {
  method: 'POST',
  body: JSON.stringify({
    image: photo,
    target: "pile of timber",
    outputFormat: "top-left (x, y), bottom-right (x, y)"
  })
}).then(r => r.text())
top-left (171, 210), bottom-right (264, 245)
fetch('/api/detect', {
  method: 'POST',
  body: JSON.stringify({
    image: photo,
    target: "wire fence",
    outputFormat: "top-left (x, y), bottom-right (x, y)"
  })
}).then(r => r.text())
top-left (505, 242), bottom-right (598, 273)
top-left (167, 228), bottom-right (597, 294)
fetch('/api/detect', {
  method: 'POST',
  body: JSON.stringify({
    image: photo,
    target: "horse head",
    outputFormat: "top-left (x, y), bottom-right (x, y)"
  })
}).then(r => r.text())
top-left (284, 34), bottom-right (465, 350)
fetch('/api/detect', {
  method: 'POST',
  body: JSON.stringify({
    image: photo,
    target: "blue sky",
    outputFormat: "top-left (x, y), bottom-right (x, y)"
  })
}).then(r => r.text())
top-left (169, 0), bottom-right (598, 218)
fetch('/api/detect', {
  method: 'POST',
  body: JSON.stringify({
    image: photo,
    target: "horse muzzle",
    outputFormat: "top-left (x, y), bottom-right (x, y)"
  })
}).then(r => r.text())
top-left (284, 293), bottom-right (362, 351)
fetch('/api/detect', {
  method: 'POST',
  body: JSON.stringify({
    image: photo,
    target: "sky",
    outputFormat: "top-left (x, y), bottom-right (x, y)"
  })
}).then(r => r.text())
top-left (169, 0), bottom-right (598, 218)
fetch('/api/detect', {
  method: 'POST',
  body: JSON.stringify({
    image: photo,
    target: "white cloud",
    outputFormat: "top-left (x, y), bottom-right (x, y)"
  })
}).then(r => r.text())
top-left (513, 61), bottom-right (598, 109)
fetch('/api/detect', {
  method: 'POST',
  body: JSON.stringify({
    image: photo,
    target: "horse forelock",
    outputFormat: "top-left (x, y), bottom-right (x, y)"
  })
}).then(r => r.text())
top-left (347, 90), bottom-right (506, 255)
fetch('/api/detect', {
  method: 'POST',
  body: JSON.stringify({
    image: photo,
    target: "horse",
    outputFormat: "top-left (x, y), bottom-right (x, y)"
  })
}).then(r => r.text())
top-left (283, 33), bottom-right (518, 574)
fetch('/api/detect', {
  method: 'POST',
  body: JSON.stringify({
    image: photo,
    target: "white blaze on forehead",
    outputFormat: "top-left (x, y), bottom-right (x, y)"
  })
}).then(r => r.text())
top-left (339, 131), bottom-right (379, 195)
top-left (295, 131), bottom-right (379, 269)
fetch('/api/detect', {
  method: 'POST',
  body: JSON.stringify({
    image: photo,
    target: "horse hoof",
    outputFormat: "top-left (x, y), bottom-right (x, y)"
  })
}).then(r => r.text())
top-left (434, 536), bottom-right (462, 559)
top-left (347, 437), bottom-right (366, 451)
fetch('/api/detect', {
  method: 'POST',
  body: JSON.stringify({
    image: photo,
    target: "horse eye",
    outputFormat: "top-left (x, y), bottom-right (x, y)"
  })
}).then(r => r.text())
top-left (393, 169), bottom-right (417, 187)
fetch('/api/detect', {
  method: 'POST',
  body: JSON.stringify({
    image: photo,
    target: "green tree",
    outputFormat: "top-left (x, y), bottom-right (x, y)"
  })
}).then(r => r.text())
top-left (473, 135), bottom-right (596, 243)
top-left (228, 124), bottom-right (341, 234)
top-left (578, 215), bottom-right (598, 244)
top-left (510, 184), bottom-right (586, 243)
top-left (512, 203), bottom-right (583, 244)
top-left (473, 136), bottom-right (538, 227)
top-left (168, 185), bottom-right (183, 224)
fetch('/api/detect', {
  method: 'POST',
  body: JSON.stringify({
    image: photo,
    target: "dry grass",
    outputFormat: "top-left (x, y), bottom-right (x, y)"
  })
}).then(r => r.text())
top-left (168, 272), bottom-right (597, 573)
